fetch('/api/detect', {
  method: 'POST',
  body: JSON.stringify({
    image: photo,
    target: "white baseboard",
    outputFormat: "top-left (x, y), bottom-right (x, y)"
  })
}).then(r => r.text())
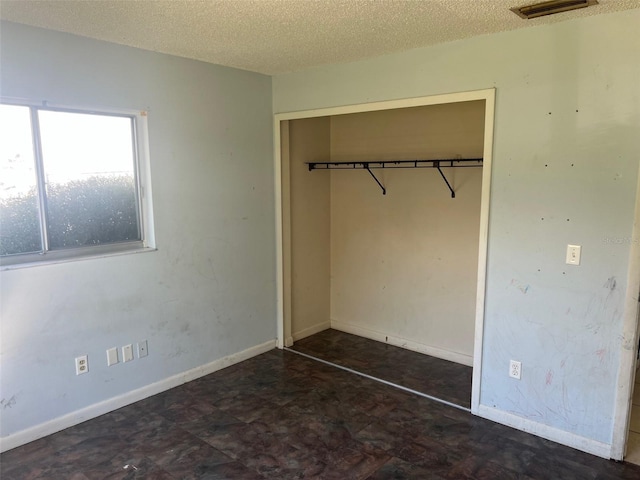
top-left (478, 404), bottom-right (612, 459)
top-left (330, 320), bottom-right (473, 367)
top-left (0, 339), bottom-right (276, 453)
top-left (292, 321), bottom-right (331, 342)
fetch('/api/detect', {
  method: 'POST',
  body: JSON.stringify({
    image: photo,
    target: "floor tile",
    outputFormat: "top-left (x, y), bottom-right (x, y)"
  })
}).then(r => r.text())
top-left (445, 456), bottom-right (532, 480)
top-left (154, 442), bottom-right (235, 479)
top-left (3, 346), bottom-right (640, 479)
top-left (367, 456), bottom-right (448, 479)
top-left (82, 455), bottom-right (173, 480)
top-left (184, 461), bottom-right (266, 479)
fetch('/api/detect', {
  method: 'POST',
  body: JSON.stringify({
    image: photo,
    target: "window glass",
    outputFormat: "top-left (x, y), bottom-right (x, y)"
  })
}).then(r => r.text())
top-left (0, 104), bottom-right (42, 256)
top-left (38, 110), bottom-right (140, 249)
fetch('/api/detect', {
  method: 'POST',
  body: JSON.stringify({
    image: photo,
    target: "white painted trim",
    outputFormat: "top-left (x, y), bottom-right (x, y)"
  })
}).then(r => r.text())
top-left (0, 245), bottom-right (157, 271)
top-left (0, 339), bottom-right (276, 453)
top-left (478, 405), bottom-right (612, 459)
top-left (274, 114), bottom-right (285, 349)
top-left (274, 89), bottom-right (496, 119)
top-left (610, 160), bottom-right (640, 460)
top-left (292, 321), bottom-right (331, 342)
top-left (471, 89), bottom-right (495, 415)
top-left (137, 109), bottom-right (156, 250)
top-left (279, 120), bottom-right (293, 349)
top-left (331, 320), bottom-right (473, 367)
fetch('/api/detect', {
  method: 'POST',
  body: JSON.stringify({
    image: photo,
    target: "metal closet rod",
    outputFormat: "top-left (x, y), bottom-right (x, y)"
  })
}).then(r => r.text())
top-left (306, 158), bottom-right (483, 198)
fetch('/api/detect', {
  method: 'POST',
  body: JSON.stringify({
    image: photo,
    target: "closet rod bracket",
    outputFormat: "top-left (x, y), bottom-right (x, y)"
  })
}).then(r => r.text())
top-left (435, 162), bottom-right (455, 198)
top-left (364, 163), bottom-right (386, 195)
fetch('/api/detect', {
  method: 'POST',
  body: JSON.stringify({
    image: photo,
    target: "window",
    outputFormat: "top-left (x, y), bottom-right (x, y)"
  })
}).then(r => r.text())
top-left (0, 102), bottom-right (154, 267)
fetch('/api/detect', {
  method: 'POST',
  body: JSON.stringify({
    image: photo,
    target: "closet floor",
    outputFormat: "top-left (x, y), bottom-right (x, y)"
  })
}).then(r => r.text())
top-left (290, 329), bottom-right (472, 409)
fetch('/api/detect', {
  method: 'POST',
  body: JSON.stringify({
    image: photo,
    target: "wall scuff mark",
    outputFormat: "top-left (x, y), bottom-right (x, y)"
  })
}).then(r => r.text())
top-left (1, 396), bottom-right (17, 409)
top-left (604, 277), bottom-right (617, 291)
top-left (510, 279), bottom-right (530, 294)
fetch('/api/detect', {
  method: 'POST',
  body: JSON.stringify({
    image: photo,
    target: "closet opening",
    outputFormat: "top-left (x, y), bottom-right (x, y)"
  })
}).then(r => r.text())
top-left (275, 89), bottom-right (495, 413)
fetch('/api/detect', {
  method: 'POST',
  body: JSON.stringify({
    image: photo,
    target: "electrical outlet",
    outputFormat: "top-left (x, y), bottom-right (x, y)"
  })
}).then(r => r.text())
top-left (122, 344), bottom-right (134, 362)
top-left (509, 360), bottom-right (522, 380)
top-left (137, 340), bottom-right (148, 358)
top-left (107, 347), bottom-right (119, 366)
top-left (75, 355), bottom-right (89, 375)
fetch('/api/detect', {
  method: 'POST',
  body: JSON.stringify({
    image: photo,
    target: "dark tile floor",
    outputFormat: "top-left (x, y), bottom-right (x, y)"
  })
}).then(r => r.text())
top-left (2, 348), bottom-right (640, 479)
top-left (291, 329), bottom-right (472, 408)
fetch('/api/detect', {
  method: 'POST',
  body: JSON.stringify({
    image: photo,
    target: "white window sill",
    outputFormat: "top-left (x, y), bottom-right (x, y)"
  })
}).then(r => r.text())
top-left (0, 244), bottom-right (157, 271)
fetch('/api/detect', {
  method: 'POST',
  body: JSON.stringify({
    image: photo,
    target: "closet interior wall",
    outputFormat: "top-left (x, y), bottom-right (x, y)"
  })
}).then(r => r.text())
top-left (287, 117), bottom-right (331, 342)
top-left (288, 101), bottom-right (485, 365)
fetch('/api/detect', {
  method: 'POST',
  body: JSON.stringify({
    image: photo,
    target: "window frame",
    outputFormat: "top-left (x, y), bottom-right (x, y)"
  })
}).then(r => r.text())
top-left (0, 99), bottom-right (156, 269)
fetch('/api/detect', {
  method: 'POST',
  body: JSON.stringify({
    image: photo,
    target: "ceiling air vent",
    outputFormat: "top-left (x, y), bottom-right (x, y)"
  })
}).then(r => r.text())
top-left (511, 0), bottom-right (598, 19)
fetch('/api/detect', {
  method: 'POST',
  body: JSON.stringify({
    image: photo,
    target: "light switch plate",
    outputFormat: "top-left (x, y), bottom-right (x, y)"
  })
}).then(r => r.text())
top-left (107, 347), bottom-right (119, 366)
top-left (566, 244), bottom-right (581, 265)
top-left (122, 344), bottom-right (134, 362)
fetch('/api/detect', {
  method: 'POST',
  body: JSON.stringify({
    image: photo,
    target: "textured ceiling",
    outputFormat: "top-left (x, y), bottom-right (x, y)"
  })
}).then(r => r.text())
top-left (1, 0), bottom-right (639, 75)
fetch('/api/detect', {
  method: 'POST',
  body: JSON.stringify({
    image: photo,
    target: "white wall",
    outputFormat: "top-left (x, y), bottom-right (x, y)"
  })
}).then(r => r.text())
top-left (329, 103), bottom-right (484, 364)
top-left (274, 9), bottom-right (640, 452)
top-left (0, 22), bottom-right (275, 446)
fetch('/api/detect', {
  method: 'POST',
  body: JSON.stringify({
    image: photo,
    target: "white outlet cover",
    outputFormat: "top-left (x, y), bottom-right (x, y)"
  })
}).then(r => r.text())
top-left (138, 340), bottom-right (148, 358)
top-left (107, 347), bottom-right (119, 366)
top-left (122, 344), bottom-right (134, 362)
top-left (75, 355), bottom-right (89, 375)
top-left (509, 360), bottom-right (521, 380)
